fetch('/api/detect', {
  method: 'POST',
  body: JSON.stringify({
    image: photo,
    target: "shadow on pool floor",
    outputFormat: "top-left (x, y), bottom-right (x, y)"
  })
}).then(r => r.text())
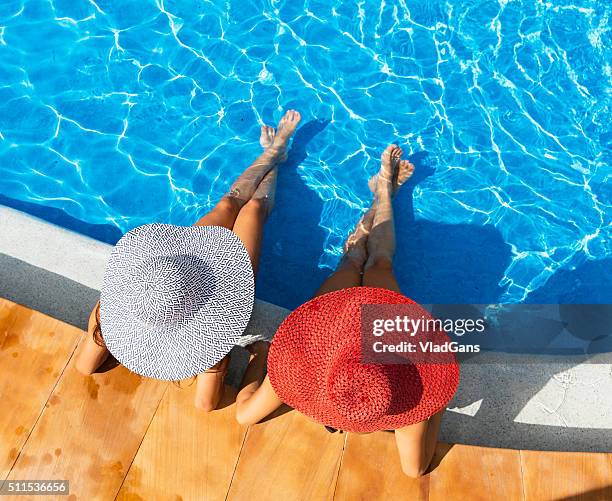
top-left (257, 118), bottom-right (331, 308)
top-left (393, 152), bottom-right (513, 305)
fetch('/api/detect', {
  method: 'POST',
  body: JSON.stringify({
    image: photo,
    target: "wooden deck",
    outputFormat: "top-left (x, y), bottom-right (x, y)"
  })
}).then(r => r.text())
top-left (1, 297), bottom-right (611, 501)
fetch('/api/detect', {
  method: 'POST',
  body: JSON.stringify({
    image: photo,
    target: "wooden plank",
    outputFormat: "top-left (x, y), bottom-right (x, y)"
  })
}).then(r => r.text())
top-left (117, 383), bottom-right (247, 501)
top-left (521, 450), bottom-right (612, 501)
top-left (0, 298), bottom-right (17, 345)
top-left (429, 444), bottom-right (524, 501)
top-left (227, 409), bottom-right (345, 501)
top-left (0, 298), bottom-right (82, 479)
top-left (6, 339), bottom-right (167, 501)
top-left (334, 431), bottom-right (428, 501)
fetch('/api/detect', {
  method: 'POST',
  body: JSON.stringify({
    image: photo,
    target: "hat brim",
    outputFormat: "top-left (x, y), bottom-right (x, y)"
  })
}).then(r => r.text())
top-left (268, 287), bottom-right (460, 432)
top-left (100, 224), bottom-right (254, 380)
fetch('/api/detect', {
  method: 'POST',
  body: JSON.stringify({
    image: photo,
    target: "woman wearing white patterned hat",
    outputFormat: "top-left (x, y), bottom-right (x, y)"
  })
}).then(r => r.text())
top-left (75, 110), bottom-right (301, 411)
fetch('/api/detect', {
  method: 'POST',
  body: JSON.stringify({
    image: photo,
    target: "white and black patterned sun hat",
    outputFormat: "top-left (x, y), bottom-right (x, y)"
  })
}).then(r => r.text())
top-left (99, 223), bottom-right (255, 380)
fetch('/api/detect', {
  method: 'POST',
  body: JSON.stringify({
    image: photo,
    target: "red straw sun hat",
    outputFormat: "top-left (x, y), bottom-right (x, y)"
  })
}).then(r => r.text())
top-left (267, 287), bottom-right (460, 433)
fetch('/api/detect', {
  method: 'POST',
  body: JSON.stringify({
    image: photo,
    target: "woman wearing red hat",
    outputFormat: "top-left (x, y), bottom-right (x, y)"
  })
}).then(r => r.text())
top-left (235, 145), bottom-right (459, 478)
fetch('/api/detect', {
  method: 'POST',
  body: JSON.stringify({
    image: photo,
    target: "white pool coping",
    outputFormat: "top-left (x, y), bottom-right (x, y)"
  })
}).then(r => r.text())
top-left (0, 206), bottom-right (111, 290)
top-left (0, 205), bottom-right (611, 452)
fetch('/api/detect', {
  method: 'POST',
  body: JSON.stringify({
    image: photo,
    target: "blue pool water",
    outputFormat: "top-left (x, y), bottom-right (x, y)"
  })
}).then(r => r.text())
top-left (0, 0), bottom-right (610, 310)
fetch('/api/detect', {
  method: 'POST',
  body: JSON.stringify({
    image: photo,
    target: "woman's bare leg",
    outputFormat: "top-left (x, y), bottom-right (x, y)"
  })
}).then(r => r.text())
top-left (363, 145), bottom-right (412, 293)
top-left (194, 112), bottom-right (301, 411)
top-left (230, 112), bottom-right (284, 271)
top-left (75, 302), bottom-right (110, 375)
top-left (314, 216), bottom-right (370, 296)
top-left (232, 110), bottom-right (300, 272)
top-left (194, 355), bottom-right (230, 411)
top-left (316, 146), bottom-right (415, 297)
top-left (227, 110), bottom-right (300, 206)
top-left (343, 150), bottom-right (415, 267)
top-left (395, 409), bottom-right (444, 477)
top-left (194, 110), bottom-right (301, 228)
top-left (314, 258), bottom-right (363, 297)
top-left (231, 170), bottom-right (276, 273)
top-left (193, 125), bottom-right (279, 230)
top-left (194, 196), bottom-right (242, 229)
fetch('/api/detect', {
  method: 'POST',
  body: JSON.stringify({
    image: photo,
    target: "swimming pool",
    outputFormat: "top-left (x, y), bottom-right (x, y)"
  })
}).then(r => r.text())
top-left (0, 0), bottom-right (610, 309)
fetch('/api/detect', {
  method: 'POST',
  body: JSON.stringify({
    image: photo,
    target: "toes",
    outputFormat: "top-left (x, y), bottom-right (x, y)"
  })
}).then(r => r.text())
top-left (396, 160), bottom-right (415, 187)
top-left (260, 125), bottom-right (277, 149)
top-left (386, 145), bottom-right (403, 165)
top-left (286, 109), bottom-right (300, 122)
top-left (276, 109), bottom-right (301, 135)
top-left (382, 144), bottom-right (399, 162)
top-left (278, 113), bottom-right (289, 129)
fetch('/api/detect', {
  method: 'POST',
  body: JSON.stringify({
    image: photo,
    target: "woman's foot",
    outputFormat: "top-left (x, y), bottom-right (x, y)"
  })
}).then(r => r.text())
top-left (259, 125), bottom-right (277, 150)
top-left (368, 144), bottom-right (415, 196)
top-left (394, 159), bottom-right (415, 194)
top-left (264, 110), bottom-right (301, 161)
top-left (380, 144), bottom-right (402, 183)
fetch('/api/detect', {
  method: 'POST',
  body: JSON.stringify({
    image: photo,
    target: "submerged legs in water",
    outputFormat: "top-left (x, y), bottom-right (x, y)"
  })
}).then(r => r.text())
top-left (194, 110), bottom-right (301, 229)
top-left (227, 110), bottom-right (301, 205)
top-left (194, 110), bottom-right (301, 411)
top-left (315, 144), bottom-right (413, 296)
